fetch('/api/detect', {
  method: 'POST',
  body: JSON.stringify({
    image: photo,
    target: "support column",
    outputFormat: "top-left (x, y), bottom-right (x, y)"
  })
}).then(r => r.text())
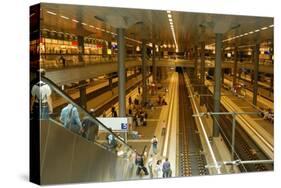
top-left (213, 33), bottom-right (223, 137)
top-left (232, 46), bottom-right (238, 87)
top-left (152, 43), bottom-right (157, 83)
top-left (200, 42), bottom-right (205, 106)
top-left (117, 28), bottom-right (126, 117)
top-left (79, 80), bottom-right (87, 109)
top-left (108, 75), bottom-right (113, 91)
top-left (142, 41), bottom-right (148, 104)
top-left (221, 69), bottom-right (224, 85)
top-left (200, 43), bottom-right (205, 83)
top-left (77, 36), bottom-right (84, 65)
top-left (194, 46), bottom-right (198, 78)
top-left (253, 43), bottom-right (260, 106)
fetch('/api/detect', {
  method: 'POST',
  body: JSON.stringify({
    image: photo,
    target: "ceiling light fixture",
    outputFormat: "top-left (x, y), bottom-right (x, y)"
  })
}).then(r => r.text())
top-left (269, 24), bottom-right (274, 28)
top-left (46, 11), bottom-right (56, 15)
top-left (255, 29), bottom-right (260, 32)
top-left (168, 14), bottom-right (172, 18)
top-left (261, 27), bottom-right (268, 30)
top-left (81, 22), bottom-right (87, 26)
top-left (72, 19), bottom-right (79, 23)
top-left (60, 15), bottom-right (69, 20)
top-left (167, 10), bottom-right (171, 14)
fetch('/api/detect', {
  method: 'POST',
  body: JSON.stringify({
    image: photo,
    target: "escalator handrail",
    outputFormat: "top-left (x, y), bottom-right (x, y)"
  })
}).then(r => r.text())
top-left (41, 75), bottom-right (135, 153)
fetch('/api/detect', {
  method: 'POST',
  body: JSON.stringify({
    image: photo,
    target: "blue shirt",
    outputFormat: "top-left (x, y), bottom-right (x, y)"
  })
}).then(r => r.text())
top-left (60, 105), bottom-right (82, 129)
top-left (162, 161), bottom-right (171, 170)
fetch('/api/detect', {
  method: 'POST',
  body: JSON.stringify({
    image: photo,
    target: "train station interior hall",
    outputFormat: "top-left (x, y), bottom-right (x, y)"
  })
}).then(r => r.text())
top-left (30, 3), bottom-right (274, 184)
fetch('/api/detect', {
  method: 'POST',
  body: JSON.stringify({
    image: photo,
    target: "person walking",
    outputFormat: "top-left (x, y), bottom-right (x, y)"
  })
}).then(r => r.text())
top-left (162, 158), bottom-right (172, 178)
top-left (147, 154), bottom-right (154, 178)
top-left (151, 136), bottom-right (158, 154)
top-left (59, 55), bottom-right (66, 67)
top-left (135, 153), bottom-right (149, 176)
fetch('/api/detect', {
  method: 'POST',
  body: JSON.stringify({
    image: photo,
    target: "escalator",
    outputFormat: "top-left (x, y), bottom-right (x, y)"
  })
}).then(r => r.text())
top-left (34, 76), bottom-right (138, 184)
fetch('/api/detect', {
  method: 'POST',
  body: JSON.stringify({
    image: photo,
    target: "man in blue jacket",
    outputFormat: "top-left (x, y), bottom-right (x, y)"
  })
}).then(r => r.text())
top-left (60, 103), bottom-right (82, 134)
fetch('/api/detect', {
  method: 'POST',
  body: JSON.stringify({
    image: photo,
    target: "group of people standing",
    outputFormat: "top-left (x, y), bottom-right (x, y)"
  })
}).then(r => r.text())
top-left (133, 135), bottom-right (172, 178)
top-left (128, 96), bottom-right (148, 127)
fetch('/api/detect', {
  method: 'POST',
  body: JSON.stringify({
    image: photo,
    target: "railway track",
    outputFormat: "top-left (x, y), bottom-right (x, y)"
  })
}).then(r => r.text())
top-left (186, 69), bottom-right (273, 172)
top-left (178, 70), bottom-right (209, 176)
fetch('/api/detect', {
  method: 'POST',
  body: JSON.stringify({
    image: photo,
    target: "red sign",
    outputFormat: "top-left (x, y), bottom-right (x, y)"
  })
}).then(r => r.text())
top-left (72, 41), bottom-right (78, 46)
top-left (96, 44), bottom-right (103, 48)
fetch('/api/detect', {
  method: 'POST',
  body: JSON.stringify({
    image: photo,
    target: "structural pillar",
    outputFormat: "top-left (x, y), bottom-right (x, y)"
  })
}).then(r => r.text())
top-left (194, 46), bottom-right (198, 78)
top-left (108, 75), bottom-right (113, 90)
top-left (253, 43), bottom-right (260, 106)
top-left (200, 42), bottom-right (205, 105)
top-left (232, 46), bottom-right (238, 87)
top-left (79, 80), bottom-right (87, 109)
top-left (142, 41), bottom-right (148, 104)
top-left (152, 43), bottom-right (157, 83)
top-left (213, 33), bottom-right (223, 137)
top-left (77, 36), bottom-right (84, 65)
top-left (221, 69), bottom-right (224, 85)
top-left (117, 28), bottom-right (126, 117)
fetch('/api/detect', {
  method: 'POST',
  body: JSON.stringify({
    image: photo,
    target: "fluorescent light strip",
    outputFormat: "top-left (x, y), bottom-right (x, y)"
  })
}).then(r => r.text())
top-left (60, 15), bottom-right (69, 20)
top-left (89, 25), bottom-right (95, 28)
top-left (72, 19), bottom-right (79, 23)
top-left (167, 10), bottom-right (171, 14)
top-left (269, 24), bottom-right (274, 28)
top-left (168, 14), bottom-right (172, 18)
top-left (81, 22), bottom-right (87, 26)
top-left (47, 11), bottom-right (56, 15)
top-left (261, 27), bottom-right (268, 30)
top-left (255, 29), bottom-right (260, 32)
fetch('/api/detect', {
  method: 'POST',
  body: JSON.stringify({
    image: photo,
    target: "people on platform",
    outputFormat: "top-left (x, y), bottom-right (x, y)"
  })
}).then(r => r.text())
top-left (154, 160), bottom-right (162, 178)
top-left (111, 106), bottom-right (117, 117)
top-left (59, 55), bottom-right (66, 67)
top-left (162, 158), bottom-right (172, 178)
top-left (135, 153), bottom-right (149, 176)
top-left (129, 96), bottom-right (132, 105)
top-left (147, 154), bottom-right (154, 178)
top-left (151, 136), bottom-right (158, 154)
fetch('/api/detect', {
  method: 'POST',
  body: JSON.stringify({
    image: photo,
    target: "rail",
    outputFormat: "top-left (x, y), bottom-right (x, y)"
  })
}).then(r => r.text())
top-left (182, 71), bottom-right (222, 175)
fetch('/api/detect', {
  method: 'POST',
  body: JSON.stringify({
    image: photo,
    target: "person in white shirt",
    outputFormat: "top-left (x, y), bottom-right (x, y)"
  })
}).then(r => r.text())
top-left (31, 69), bottom-right (53, 119)
top-left (151, 136), bottom-right (158, 154)
top-left (154, 160), bottom-right (162, 178)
